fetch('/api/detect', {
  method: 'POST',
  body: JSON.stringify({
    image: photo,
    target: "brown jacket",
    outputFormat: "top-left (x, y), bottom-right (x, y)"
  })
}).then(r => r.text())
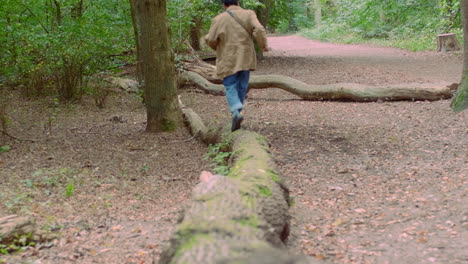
top-left (205, 5), bottom-right (267, 79)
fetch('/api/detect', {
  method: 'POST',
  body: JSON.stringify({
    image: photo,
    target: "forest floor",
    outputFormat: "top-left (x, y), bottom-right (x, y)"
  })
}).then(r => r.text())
top-left (1, 35), bottom-right (467, 264)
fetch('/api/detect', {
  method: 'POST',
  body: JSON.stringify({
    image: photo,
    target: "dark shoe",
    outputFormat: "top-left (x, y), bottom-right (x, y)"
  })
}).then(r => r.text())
top-left (231, 114), bottom-right (244, 132)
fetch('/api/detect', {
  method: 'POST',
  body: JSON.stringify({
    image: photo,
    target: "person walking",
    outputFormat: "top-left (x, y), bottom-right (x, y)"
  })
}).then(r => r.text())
top-left (205, 0), bottom-right (269, 131)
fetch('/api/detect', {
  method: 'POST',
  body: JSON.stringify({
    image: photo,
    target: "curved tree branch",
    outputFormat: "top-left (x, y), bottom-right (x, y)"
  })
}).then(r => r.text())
top-left (180, 70), bottom-right (456, 102)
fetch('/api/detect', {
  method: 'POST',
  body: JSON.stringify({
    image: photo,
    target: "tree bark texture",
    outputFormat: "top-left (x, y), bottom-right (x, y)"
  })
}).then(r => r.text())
top-left (451, 0), bottom-right (468, 112)
top-left (178, 95), bottom-right (227, 144)
top-left (180, 71), bottom-right (455, 102)
top-left (134, 0), bottom-right (182, 132)
top-left (189, 19), bottom-right (202, 51)
top-left (129, 0), bottom-right (144, 84)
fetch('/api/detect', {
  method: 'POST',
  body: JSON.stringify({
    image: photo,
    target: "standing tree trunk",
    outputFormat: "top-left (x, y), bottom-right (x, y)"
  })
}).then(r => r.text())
top-left (452, 0), bottom-right (468, 112)
top-left (189, 18), bottom-right (202, 51)
top-left (255, 0), bottom-right (272, 60)
top-left (134, 0), bottom-right (182, 131)
top-left (129, 0), bottom-right (143, 84)
top-left (314, 0), bottom-right (322, 26)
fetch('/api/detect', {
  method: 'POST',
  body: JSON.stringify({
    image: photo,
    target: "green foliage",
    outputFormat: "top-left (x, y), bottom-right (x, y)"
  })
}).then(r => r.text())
top-left (289, 0), bottom-right (463, 51)
top-left (65, 181), bottom-right (75, 198)
top-left (257, 185), bottom-right (272, 197)
top-left (290, 195), bottom-right (296, 207)
top-left (270, 0), bottom-right (463, 51)
top-left (235, 216), bottom-right (259, 228)
top-left (4, 193), bottom-right (32, 213)
top-left (0, 146), bottom-right (10, 153)
top-left (167, 0), bottom-right (262, 51)
top-left (1, 0), bottom-right (134, 100)
top-left (205, 141), bottom-right (232, 176)
top-left (0, 233), bottom-right (36, 255)
top-left (26, 168), bottom-right (79, 197)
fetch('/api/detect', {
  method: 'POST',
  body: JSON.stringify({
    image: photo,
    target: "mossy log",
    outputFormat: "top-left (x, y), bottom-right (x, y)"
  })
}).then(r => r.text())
top-left (159, 133), bottom-right (295, 263)
top-left (160, 101), bottom-right (315, 263)
top-left (180, 70), bottom-right (455, 102)
top-left (178, 96), bottom-right (227, 144)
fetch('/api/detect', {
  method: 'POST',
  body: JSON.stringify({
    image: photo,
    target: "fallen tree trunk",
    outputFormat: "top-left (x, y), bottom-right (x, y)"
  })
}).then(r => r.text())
top-left (159, 133), bottom-right (294, 263)
top-left (178, 95), bottom-right (228, 144)
top-left (0, 215), bottom-right (37, 244)
top-left (180, 71), bottom-right (455, 102)
top-left (159, 101), bottom-right (315, 263)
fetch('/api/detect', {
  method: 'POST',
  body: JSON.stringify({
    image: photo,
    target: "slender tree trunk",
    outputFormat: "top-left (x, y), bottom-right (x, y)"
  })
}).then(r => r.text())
top-left (129, 0), bottom-right (144, 84)
top-left (189, 18), bottom-right (201, 51)
top-left (451, 0), bottom-right (468, 111)
top-left (379, 4), bottom-right (385, 23)
top-left (314, 0), bottom-right (322, 26)
top-left (255, 0), bottom-right (272, 60)
top-left (134, 0), bottom-right (182, 131)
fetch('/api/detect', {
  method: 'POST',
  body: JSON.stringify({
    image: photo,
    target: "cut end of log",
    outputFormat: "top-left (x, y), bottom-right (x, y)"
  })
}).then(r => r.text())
top-left (0, 215), bottom-right (37, 243)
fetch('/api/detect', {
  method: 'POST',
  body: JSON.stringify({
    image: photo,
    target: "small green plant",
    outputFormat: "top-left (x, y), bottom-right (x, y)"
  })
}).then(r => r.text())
top-left (205, 141), bottom-right (232, 176)
top-left (45, 97), bottom-right (60, 135)
top-left (65, 182), bottom-right (75, 198)
top-left (86, 76), bottom-right (111, 109)
top-left (290, 196), bottom-right (296, 207)
top-left (29, 168), bottom-right (79, 196)
top-left (4, 193), bottom-right (32, 213)
top-left (140, 164), bottom-right (150, 174)
top-left (0, 146), bottom-right (10, 153)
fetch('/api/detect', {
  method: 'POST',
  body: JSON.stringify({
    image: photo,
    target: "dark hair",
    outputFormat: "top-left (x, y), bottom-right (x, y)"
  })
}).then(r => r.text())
top-left (221, 0), bottom-right (239, 7)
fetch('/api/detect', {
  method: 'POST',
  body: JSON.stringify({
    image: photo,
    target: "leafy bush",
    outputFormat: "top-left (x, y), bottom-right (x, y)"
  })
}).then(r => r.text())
top-left (0, 0), bottom-right (134, 100)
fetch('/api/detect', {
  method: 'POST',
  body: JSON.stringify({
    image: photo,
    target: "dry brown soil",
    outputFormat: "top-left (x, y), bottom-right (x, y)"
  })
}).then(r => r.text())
top-left (1, 35), bottom-right (467, 264)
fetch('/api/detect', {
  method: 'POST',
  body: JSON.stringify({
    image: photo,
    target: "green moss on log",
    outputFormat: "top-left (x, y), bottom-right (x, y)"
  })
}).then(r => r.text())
top-left (160, 131), bottom-right (291, 263)
top-left (174, 234), bottom-right (213, 258)
top-left (257, 185), bottom-right (273, 197)
top-left (233, 216), bottom-right (260, 228)
top-left (267, 169), bottom-right (281, 183)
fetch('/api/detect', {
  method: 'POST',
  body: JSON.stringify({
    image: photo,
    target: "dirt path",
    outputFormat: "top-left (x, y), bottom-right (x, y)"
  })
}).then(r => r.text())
top-left (1, 35), bottom-right (467, 264)
top-left (261, 35), bottom-right (462, 85)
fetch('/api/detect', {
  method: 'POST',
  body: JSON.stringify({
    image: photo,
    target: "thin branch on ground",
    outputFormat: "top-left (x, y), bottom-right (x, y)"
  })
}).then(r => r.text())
top-left (1, 130), bottom-right (36, 143)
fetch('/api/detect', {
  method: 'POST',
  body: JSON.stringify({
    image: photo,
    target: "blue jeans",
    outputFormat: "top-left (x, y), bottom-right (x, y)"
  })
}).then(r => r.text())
top-left (223, 70), bottom-right (250, 115)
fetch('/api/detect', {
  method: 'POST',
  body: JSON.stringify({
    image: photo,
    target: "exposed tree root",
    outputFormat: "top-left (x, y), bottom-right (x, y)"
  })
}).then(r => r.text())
top-left (180, 70), bottom-right (456, 102)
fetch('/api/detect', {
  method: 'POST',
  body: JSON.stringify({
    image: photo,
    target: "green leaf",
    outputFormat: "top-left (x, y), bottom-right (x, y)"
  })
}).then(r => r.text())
top-left (66, 182), bottom-right (75, 198)
top-left (0, 146), bottom-right (10, 153)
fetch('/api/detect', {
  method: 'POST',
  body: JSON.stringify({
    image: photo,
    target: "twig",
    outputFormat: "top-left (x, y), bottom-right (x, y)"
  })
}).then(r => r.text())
top-left (1, 131), bottom-right (36, 143)
top-left (168, 131), bottom-right (200, 144)
top-left (21, 6), bottom-right (50, 34)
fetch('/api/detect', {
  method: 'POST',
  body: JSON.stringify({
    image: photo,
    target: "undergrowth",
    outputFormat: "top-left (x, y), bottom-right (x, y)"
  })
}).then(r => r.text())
top-left (300, 22), bottom-right (463, 52)
top-left (0, 233), bottom-right (36, 256)
top-left (204, 141), bottom-right (232, 176)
